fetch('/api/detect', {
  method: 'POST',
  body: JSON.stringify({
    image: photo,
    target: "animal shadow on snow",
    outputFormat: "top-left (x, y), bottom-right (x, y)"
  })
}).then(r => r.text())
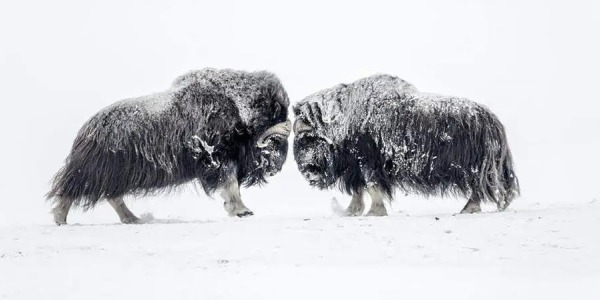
top-left (63, 212), bottom-right (216, 226)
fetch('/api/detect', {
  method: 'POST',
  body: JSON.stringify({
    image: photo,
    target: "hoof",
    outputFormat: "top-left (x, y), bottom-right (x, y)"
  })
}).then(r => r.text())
top-left (345, 210), bottom-right (362, 217)
top-left (460, 206), bottom-right (482, 214)
top-left (345, 208), bottom-right (364, 217)
top-left (366, 211), bottom-right (388, 217)
top-left (366, 207), bottom-right (388, 217)
top-left (460, 200), bottom-right (482, 214)
top-left (497, 200), bottom-right (510, 212)
top-left (224, 200), bottom-right (253, 218)
top-left (345, 204), bottom-right (365, 217)
top-left (52, 207), bottom-right (69, 226)
top-left (121, 216), bottom-right (141, 224)
top-left (236, 211), bottom-right (254, 218)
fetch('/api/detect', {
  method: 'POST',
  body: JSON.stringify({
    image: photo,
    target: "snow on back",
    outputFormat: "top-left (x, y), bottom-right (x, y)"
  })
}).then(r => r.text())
top-left (294, 74), bottom-right (418, 143)
top-left (413, 92), bottom-right (479, 117)
top-left (107, 89), bottom-right (175, 116)
top-left (173, 68), bottom-right (285, 127)
top-left (84, 68), bottom-right (286, 154)
top-left (294, 74), bottom-right (481, 143)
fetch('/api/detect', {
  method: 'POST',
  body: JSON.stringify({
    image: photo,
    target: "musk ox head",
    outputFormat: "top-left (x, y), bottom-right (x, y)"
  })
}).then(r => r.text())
top-left (253, 119), bottom-right (291, 177)
top-left (174, 68), bottom-right (292, 182)
top-left (293, 131), bottom-right (336, 188)
top-left (292, 106), bottom-right (339, 188)
top-left (292, 83), bottom-right (349, 188)
top-left (246, 72), bottom-right (291, 179)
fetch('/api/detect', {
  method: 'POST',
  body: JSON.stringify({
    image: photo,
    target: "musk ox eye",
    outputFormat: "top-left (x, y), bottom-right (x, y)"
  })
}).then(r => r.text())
top-left (305, 164), bottom-right (321, 174)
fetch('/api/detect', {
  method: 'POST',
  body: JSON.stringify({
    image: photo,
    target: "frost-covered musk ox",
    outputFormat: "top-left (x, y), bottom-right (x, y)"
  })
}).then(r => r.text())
top-left (293, 74), bottom-right (519, 216)
top-left (48, 68), bottom-right (291, 225)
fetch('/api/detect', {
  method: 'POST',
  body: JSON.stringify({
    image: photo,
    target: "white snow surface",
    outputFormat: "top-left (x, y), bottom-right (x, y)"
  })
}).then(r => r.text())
top-left (1, 198), bottom-right (599, 300)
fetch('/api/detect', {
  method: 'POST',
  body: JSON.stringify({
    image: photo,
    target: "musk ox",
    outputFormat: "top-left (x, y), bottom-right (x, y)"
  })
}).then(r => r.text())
top-left (48, 68), bottom-right (291, 225)
top-left (293, 74), bottom-right (519, 216)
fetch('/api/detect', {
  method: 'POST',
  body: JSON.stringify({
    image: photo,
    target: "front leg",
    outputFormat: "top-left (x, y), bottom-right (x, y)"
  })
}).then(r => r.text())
top-left (366, 184), bottom-right (388, 216)
top-left (107, 196), bottom-right (141, 224)
top-left (345, 189), bottom-right (365, 216)
top-left (220, 177), bottom-right (254, 218)
top-left (460, 195), bottom-right (482, 214)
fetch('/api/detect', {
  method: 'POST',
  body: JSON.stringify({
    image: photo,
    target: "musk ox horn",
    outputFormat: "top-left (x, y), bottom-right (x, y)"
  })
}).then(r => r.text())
top-left (257, 120), bottom-right (292, 148)
top-left (293, 119), bottom-right (313, 135)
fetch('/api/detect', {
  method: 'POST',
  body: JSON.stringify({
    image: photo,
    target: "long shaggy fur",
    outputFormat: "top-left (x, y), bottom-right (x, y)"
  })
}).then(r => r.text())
top-left (293, 74), bottom-right (519, 207)
top-left (48, 68), bottom-right (289, 210)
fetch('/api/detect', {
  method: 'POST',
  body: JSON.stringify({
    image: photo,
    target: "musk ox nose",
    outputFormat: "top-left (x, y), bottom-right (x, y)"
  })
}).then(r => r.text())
top-left (303, 164), bottom-right (322, 182)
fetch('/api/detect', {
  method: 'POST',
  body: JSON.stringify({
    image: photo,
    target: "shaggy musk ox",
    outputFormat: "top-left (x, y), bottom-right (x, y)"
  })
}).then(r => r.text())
top-left (293, 74), bottom-right (519, 216)
top-left (48, 68), bottom-right (291, 224)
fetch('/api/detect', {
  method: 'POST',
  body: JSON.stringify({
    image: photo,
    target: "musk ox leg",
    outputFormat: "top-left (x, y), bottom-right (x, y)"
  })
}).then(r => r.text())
top-left (460, 196), bottom-right (482, 214)
top-left (497, 199), bottom-right (510, 212)
top-left (107, 197), bottom-right (140, 224)
top-left (345, 190), bottom-right (365, 217)
top-left (497, 189), bottom-right (517, 211)
top-left (51, 199), bottom-right (73, 226)
top-left (220, 178), bottom-right (254, 218)
top-left (366, 185), bottom-right (388, 217)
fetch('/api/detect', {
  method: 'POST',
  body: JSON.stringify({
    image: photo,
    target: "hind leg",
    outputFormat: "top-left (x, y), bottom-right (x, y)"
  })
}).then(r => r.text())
top-left (345, 190), bottom-right (365, 216)
top-left (52, 199), bottom-right (73, 226)
top-left (497, 189), bottom-right (517, 211)
top-left (366, 185), bottom-right (388, 216)
top-left (107, 197), bottom-right (140, 224)
top-left (497, 201), bottom-right (510, 211)
top-left (460, 195), bottom-right (482, 214)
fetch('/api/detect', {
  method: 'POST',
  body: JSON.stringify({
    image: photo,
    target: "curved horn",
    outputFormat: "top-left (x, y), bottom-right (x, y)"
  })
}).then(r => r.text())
top-left (257, 120), bottom-right (292, 148)
top-left (293, 119), bottom-right (313, 135)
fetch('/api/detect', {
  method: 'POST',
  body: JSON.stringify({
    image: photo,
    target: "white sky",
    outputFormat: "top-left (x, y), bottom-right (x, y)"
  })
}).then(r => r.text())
top-left (0, 0), bottom-right (598, 224)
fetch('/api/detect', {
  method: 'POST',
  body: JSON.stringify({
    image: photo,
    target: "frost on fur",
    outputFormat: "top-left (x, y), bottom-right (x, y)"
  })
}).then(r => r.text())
top-left (293, 74), bottom-right (519, 212)
top-left (47, 68), bottom-right (291, 218)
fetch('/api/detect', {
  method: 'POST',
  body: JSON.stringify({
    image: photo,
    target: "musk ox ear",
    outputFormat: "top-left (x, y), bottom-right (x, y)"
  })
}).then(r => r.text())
top-left (257, 120), bottom-right (292, 148)
top-left (293, 119), bottom-right (313, 135)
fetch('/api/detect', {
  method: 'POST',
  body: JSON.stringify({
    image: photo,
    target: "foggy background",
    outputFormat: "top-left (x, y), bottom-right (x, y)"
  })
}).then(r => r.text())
top-left (1, 0), bottom-right (598, 225)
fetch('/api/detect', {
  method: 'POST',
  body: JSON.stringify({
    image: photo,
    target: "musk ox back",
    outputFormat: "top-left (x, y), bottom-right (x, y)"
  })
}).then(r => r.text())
top-left (48, 68), bottom-right (291, 224)
top-left (293, 74), bottom-right (519, 216)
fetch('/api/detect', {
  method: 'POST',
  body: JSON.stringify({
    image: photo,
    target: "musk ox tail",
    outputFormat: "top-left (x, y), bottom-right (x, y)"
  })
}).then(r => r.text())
top-left (46, 138), bottom-right (98, 211)
top-left (46, 137), bottom-right (121, 211)
top-left (46, 163), bottom-right (77, 209)
top-left (478, 115), bottom-right (520, 210)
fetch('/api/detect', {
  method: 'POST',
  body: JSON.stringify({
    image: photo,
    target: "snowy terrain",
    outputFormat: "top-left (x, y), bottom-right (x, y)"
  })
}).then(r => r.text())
top-left (1, 195), bottom-right (599, 300)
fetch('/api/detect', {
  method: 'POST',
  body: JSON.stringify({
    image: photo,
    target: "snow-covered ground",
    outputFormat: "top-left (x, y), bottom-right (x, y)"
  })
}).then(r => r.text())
top-left (1, 196), bottom-right (599, 300)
